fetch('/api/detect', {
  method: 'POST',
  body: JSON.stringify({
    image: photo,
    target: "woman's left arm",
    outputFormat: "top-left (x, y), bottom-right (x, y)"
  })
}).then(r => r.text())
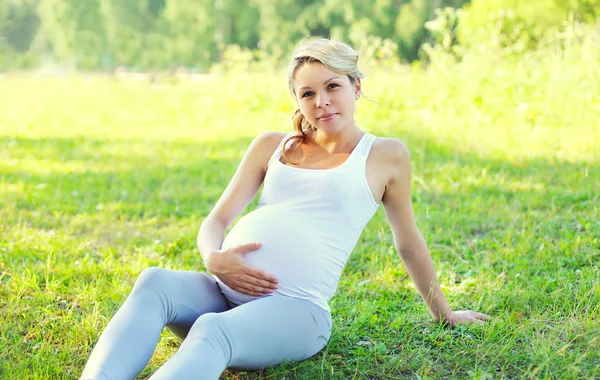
top-left (380, 139), bottom-right (490, 326)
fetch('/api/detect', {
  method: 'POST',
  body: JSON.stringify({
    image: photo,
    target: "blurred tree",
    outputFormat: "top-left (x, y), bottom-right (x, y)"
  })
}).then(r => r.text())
top-left (3, 0), bottom-right (40, 52)
top-left (37, 0), bottom-right (73, 61)
top-left (216, 0), bottom-right (260, 49)
top-left (70, 0), bottom-right (107, 69)
top-left (457, 0), bottom-right (598, 51)
top-left (554, 0), bottom-right (600, 23)
top-left (1, 0), bottom-right (598, 71)
top-left (395, 0), bottom-right (433, 61)
top-left (251, 0), bottom-right (310, 60)
top-left (148, 0), bottom-right (166, 17)
top-left (162, 0), bottom-right (216, 69)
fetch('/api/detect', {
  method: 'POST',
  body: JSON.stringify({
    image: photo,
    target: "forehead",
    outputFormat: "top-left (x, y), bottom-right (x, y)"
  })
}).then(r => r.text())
top-left (294, 62), bottom-right (343, 88)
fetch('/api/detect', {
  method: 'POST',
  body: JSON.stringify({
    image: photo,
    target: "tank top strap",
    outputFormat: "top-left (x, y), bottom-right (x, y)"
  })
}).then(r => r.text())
top-left (356, 132), bottom-right (377, 158)
top-left (344, 132), bottom-right (377, 167)
top-left (268, 131), bottom-right (377, 167)
top-left (268, 131), bottom-right (297, 167)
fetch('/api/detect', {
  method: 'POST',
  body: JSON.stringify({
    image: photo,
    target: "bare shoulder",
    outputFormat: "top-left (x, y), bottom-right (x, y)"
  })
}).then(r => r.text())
top-left (364, 136), bottom-right (411, 203)
top-left (254, 131), bottom-right (288, 144)
top-left (252, 131), bottom-right (288, 148)
top-left (370, 136), bottom-right (411, 170)
top-left (249, 131), bottom-right (289, 172)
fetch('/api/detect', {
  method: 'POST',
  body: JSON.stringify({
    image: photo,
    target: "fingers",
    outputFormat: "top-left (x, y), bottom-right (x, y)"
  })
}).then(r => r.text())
top-left (452, 318), bottom-right (484, 326)
top-left (243, 275), bottom-right (278, 291)
top-left (233, 277), bottom-right (277, 296)
top-left (233, 242), bottom-right (263, 254)
top-left (449, 311), bottom-right (491, 327)
top-left (217, 243), bottom-right (279, 296)
top-left (229, 269), bottom-right (279, 296)
top-left (233, 286), bottom-right (263, 297)
top-left (229, 243), bottom-right (279, 285)
top-left (467, 312), bottom-right (491, 323)
top-left (242, 266), bottom-right (279, 286)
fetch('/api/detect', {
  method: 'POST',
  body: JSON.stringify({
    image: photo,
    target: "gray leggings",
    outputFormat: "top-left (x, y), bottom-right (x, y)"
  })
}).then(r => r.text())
top-left (80, 267), bottom-right (332, 380)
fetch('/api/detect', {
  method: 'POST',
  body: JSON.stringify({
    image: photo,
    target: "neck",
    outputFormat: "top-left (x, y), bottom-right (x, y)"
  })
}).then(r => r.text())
top-left (309, 123), bottom-right (363, 153)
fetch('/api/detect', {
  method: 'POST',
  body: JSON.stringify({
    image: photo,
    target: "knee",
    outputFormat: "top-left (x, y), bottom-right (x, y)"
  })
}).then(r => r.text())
top-left (186, 313), bottom-right (233, 361)
top-left (188, 313), bottom-right (220, 336)
top-left (186, 313), bottom-right (228, 343)
top-left (132, 266), bottom-right (171, 293)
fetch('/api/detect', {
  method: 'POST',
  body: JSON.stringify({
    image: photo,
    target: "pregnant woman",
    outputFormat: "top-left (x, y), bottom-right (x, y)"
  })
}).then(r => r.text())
top-left (81, 37), bottom-right (490, 379)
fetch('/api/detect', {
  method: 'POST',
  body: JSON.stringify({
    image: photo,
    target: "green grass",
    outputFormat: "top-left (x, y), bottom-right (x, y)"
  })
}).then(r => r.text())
top-left (1, 43), bottom-right (599, 379)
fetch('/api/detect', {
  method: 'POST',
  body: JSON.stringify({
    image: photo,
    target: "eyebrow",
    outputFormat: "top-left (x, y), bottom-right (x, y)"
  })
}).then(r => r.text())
top-left (298, 76), bottom-right (340, 91)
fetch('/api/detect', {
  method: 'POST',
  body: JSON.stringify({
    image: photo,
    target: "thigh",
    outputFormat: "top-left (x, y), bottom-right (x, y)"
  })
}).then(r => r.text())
top-left (217, 295), bottom-right (332, 370)
top-left (134, 267), bottom-right (231, 338)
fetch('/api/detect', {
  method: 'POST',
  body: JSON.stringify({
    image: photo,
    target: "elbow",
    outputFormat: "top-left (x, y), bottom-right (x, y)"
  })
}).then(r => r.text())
top-left (396, 235), bottom-right (428, 260)
top-left (398, 247), bottom-right (420, 260)
top-left (201, 214), bottom-right (227, 230)
top-left (197, 216), bottom-right (214, 243)
top-left (198, 215), bottom-right (228, 240)
top-left (397, 240), bottom-right (428, 261)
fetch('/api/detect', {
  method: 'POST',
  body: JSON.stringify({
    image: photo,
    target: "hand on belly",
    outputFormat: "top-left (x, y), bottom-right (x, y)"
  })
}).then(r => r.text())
top-left (221, 206), bottom-right (330, 297)
top-left (207, 242), bottom-right (279, 297)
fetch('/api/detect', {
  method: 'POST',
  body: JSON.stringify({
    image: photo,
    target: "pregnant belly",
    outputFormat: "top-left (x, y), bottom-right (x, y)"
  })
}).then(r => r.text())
top-left (219, 206), bottom-right (338, 302)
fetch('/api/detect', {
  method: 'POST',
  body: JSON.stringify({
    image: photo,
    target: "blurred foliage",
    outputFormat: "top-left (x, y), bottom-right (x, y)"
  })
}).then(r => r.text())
top-left (0, 0), bottom-right (598, 71)
top-left (458, 0), bottom-right (600, 53)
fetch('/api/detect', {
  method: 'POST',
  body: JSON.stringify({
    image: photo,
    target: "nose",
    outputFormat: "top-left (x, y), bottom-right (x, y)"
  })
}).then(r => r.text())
top-left (316, 92), bottom-right (331, 108)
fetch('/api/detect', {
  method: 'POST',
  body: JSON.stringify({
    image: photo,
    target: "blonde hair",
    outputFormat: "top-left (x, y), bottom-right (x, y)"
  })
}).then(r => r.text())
top-left (282, 37), bottom-right (365, 163)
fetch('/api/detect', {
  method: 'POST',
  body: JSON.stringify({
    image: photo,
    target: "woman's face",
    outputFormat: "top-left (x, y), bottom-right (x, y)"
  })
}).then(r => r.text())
top-left (294, 62), bottom-right (360, 135)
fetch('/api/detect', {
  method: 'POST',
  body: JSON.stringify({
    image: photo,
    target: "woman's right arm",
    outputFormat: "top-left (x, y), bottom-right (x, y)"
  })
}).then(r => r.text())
top-left (197, 131), bottom-right (286, 295)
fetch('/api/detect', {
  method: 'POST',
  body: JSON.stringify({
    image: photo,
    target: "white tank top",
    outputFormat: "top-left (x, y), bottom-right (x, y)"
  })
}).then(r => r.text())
top-left (214, 131), bottom-right (380, 312)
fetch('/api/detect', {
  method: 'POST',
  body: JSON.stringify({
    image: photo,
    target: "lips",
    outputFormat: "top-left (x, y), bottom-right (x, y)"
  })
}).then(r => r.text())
top-left (318, 113), bottom-right (337, 121)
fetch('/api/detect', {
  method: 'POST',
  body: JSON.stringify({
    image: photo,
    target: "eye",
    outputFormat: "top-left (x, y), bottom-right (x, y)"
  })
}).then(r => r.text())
top-left (328, 83), bottom-right (340, 89)
top-left (301, 91), bottom-right (314, 98)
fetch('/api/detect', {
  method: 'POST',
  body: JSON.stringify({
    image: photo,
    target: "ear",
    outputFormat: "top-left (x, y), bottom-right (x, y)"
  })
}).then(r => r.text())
top-left (354, 77), bottom-right (362, 98)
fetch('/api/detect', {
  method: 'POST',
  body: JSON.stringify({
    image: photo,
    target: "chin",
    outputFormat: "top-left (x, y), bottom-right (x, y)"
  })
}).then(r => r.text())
top-left (326, 121), bottom-right (351, 134)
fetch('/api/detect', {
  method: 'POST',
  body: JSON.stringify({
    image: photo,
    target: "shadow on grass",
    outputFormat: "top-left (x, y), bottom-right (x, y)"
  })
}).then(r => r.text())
top-left (3, 132), bottom-right (598, 218)
top-left (3, 131), bottom-right (598, 282)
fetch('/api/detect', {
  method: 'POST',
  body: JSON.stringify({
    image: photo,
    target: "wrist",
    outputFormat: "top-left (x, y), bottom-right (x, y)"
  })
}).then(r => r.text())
top-left (203, 249), bottom-right (222, 272)
top-left (432, 307), bottom-right (453, 323)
